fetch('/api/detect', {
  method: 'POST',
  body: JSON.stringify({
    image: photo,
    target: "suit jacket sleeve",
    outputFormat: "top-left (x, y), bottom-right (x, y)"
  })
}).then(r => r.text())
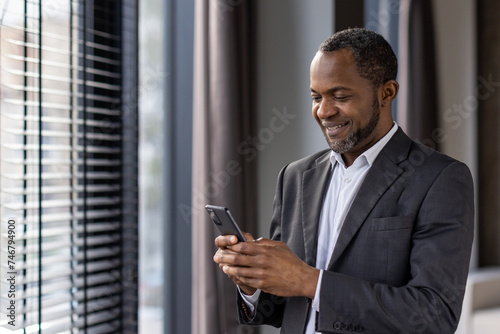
top-left (317, 160), bottom-right (474, 333)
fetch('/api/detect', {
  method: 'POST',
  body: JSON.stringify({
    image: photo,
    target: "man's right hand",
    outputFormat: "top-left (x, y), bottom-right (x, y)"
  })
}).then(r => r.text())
top-left (214, 233), bottom-right (257, 295)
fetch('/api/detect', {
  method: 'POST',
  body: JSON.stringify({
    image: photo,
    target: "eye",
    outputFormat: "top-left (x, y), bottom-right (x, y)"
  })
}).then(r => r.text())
top-left (311, 95), bottom-right (322, 102)
top-left (334, 95), bottom-right (350, 101)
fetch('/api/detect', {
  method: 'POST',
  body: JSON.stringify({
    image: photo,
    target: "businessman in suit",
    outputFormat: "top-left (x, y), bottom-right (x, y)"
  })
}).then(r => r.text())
top-left (214, 28), bottom-right (474, 333)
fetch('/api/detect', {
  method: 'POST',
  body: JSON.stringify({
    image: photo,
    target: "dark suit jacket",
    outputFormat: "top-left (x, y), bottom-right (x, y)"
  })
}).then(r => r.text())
top-left (238, 128), bottom-right (474, 334)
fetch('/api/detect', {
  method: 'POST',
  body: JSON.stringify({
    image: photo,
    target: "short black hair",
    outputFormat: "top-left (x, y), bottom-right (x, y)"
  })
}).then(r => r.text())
top-left (319, 28), bottom-right (398, 87)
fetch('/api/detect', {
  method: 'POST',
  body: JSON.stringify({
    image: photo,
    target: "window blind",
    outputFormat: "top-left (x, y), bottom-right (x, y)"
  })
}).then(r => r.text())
top-left (0, 0), bottom-right (138, 333)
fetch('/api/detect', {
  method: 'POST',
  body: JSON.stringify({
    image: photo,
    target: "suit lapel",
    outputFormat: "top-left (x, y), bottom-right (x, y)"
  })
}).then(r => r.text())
top-left (327, 128), bottom-right (412, 269)
top-left (301, 152), bottom-right (331, 266)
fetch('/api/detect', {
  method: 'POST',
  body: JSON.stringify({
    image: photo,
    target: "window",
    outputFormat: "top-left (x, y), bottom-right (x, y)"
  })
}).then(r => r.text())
top-left (0, 0), bottom-right (138, 333)
top-left (138, 0), bottom-right (164, 332)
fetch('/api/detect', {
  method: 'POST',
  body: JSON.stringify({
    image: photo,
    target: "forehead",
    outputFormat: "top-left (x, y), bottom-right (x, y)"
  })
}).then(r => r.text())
top-left (310, 49), bottom-right (369, 90)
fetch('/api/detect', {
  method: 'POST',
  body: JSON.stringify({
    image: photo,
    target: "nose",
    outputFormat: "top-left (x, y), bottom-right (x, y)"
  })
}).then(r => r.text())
top-left (316, 98), bottom-right (338, 120)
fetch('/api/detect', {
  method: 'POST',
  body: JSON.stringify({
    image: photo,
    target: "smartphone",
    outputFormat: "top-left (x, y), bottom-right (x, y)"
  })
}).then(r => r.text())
top-left (205, 205), bottom-right (247, 242)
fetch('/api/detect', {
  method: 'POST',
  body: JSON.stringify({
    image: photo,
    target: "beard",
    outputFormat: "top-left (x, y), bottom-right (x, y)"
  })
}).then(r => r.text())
top-left (326, 96), bottom-right (380, 154)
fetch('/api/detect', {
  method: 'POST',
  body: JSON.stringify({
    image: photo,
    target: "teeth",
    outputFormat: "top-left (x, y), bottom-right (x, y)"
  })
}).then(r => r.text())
top-left (327, 124), bottom-right (345, 130)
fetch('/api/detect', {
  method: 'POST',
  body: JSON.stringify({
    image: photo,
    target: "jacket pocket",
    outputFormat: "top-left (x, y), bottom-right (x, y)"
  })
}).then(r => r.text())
top-left (370, 216), bottom-right (414, 231)
top-left (368, 216), bottom-right (415, 286)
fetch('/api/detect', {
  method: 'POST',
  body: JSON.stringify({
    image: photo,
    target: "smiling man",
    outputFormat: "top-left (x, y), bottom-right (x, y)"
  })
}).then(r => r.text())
top-left (309, 46), bottom-right (396, 166)
top-left (214, 28), bottom-right (474, 334)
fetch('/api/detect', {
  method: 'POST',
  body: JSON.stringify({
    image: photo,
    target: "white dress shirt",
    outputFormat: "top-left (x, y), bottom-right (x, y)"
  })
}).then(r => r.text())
top-left (242, 124), bottom-right (398, 333)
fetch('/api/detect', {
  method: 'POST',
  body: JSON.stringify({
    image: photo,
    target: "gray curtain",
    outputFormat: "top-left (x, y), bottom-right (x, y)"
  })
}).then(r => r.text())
top-left (398, 0), bottom-right (439, 148)
top-left (191, 1), bottom-right (257, 333)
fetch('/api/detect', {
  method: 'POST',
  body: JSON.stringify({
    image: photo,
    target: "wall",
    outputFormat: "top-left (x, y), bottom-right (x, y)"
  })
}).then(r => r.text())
top-left (432, 0), bottom-right (477, 268)
top-left (433, 0), bottom-right (476, 170)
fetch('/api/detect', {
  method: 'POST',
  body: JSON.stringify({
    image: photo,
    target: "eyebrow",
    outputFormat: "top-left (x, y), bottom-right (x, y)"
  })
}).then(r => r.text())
top-left (310, 86), bottom-right (352, 94)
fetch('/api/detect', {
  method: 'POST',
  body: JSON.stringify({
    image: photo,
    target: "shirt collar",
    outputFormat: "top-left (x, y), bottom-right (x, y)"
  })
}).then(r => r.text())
top-left (330, 122), bottom-right (399, 169)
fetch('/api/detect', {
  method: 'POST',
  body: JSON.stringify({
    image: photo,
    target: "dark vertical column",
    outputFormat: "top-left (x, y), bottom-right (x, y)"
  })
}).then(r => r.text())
top-left (173, 0), bottom-right (194, 331)
top-left (406, 0), bottom-right (439, 148)
top-left (477, 0), bottom-right (500, 266)
top-left (164, 0), bottom-right (194, 333)
top-left (121, 0), bottom-right (140, 332)
top-left (37, 1), bottom-right (43, 330)
top-left (335, 0), bottom-right (364, 31)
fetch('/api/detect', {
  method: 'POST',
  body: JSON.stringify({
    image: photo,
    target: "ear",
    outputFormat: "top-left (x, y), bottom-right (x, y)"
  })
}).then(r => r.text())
top-left (379, 80), bottom-right (399, 108)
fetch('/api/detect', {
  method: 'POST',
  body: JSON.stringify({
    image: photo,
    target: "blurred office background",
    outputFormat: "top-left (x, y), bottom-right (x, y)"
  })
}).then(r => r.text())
top-left (1, 0), bottom-right (499, 334)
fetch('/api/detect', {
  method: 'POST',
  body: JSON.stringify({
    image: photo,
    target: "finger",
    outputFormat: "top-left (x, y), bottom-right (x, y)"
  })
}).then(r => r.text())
top-left (228, 238), bottom-right (278, 255)
top-left (225, 273), bottom-right (252, 292)
top-left (214, 249), bottom-right (239, 264)
top-left (215, 235), bottom-right (239, 248)
top-left (227, 241), bottom-right (260, 255)
top-left (252, 238), bottom-right (278, 246)
top-left (220, 269), bottom-right (245, 286)
top-left (214, 250), bottom-right (225, 264)
top-left (216, 251), bottom-right (255, 267)
top-left (222, 264), bottom-right (261, 279)
top-left (244, 232), bottom-right (255, 241)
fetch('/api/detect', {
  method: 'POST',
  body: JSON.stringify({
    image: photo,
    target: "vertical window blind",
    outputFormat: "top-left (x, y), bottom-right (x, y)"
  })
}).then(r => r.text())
top-left (0, 0), bottom-right (138, 333)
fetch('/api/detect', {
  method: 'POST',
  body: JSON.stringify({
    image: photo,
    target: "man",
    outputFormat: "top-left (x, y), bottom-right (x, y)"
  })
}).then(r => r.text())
top-left (214, 28), bottom-right (474, 334)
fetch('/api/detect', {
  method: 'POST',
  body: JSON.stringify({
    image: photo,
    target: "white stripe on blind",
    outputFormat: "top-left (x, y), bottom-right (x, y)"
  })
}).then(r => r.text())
top-left (0, 0), bottom-right (138, 333)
